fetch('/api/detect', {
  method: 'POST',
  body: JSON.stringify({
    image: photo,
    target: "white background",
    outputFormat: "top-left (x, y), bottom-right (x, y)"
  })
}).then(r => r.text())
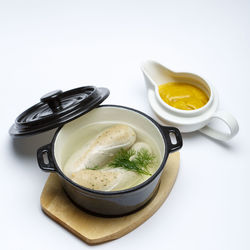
top-left (1, 0), bottom-right (249, 249)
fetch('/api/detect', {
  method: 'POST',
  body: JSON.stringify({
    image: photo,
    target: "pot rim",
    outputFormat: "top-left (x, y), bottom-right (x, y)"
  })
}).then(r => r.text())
top-left (50, 104), bottom-right (170, 196)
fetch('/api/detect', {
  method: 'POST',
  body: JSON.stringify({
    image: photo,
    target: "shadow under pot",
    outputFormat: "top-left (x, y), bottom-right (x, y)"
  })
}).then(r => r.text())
top-left (37, 105), bottom-right (182, 217)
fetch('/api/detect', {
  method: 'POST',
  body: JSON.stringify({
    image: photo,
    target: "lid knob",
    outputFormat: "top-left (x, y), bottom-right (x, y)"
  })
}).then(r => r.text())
top-left (40, 90), bottom-right (63, 112)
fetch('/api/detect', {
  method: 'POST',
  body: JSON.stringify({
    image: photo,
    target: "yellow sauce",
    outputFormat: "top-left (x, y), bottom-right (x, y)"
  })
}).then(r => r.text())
top-left (158, 82), bottom-right (209, 110)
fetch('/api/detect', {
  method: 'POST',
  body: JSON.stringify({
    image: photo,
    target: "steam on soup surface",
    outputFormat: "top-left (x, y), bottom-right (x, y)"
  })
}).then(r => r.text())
top-left (63, 124), bottom-right (161, 191)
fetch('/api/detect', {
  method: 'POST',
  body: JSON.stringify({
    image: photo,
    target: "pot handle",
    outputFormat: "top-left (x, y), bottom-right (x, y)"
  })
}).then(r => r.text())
top-left (160, 126), bottom-right (183, 153)
top-left (37, 144), bottom-right (57, 172)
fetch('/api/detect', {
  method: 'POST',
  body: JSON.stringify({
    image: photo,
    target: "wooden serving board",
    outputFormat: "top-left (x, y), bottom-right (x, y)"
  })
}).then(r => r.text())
top-left (40, 152), bottom-right (180, 244)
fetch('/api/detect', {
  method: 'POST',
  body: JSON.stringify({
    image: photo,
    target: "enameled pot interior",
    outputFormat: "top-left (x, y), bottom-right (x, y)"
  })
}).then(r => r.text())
top-left (53, 106), bottom-right (165, 176)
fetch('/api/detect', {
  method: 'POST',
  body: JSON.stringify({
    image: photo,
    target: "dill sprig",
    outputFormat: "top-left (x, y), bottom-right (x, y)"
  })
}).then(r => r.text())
top-left (108, 148), bottom-right (155, 175)
top-left (86, 165), bottom-right (102, 170)
top-left (86, 148), bottom-right (156, 175)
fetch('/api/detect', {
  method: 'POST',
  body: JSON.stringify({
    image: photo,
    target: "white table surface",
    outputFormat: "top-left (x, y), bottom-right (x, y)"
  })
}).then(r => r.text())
top-left (1, 0), bottom-right (249, 249)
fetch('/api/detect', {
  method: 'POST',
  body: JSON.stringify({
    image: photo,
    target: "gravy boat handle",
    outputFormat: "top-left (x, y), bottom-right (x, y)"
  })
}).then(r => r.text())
top-left (199, 111), bottom-right (239, 141)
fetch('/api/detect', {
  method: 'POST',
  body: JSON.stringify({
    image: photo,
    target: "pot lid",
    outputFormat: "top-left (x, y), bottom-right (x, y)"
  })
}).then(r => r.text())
top-left (9, 86), bottom-right (110, 137)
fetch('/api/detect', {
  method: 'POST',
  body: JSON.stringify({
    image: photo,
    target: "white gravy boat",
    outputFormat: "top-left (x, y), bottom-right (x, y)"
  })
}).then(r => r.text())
top-left (141, 60), bottom-right (239, 141)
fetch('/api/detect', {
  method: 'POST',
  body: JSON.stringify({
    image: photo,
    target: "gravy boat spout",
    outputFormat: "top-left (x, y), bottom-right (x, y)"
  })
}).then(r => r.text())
top-left (141, 61), bottom-right (176, 91)
top-left (141, 60), bottom-right (211, 94)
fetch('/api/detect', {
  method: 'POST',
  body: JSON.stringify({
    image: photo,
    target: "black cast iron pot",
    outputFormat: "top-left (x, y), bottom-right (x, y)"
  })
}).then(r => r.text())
top-left (37, 105), bottom-right (182, 217)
